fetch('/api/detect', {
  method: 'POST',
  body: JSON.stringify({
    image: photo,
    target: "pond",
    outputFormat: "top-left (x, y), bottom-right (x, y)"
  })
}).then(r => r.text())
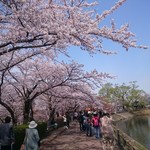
top-left (116, 115), bottom-right (150, 149)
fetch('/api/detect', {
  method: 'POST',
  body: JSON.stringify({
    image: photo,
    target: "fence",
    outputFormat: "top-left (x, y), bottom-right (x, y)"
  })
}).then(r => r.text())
top-left (112, 124), bottom-right (148, 150)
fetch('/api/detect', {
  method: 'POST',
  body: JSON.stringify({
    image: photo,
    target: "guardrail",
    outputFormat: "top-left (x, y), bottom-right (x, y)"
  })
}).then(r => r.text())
top-left (112, 124), bottom-right (148, 150)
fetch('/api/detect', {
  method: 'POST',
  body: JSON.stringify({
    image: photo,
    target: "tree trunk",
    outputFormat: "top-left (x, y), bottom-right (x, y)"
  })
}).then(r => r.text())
top-left (29, 103), bottom-right (34, 121)
top-left (23, 100), bottom-right (31, 123)
top-left (49, 108), bottom-right (56, 124)
top-left (0, 101), bottom-right (17, 125)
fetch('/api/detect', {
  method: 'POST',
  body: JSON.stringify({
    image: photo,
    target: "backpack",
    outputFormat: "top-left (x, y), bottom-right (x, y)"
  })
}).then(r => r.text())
top-left (93, 117), bottom-right (99, 126)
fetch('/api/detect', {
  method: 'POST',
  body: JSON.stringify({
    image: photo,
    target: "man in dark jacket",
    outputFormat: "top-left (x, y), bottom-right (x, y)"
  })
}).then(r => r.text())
top-left (77, 112), bottom-right (84, 131)
top-left (0, 116), bottom-right (15, 150)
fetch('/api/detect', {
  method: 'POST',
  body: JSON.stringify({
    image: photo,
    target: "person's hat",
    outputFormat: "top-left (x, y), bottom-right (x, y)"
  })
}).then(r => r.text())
top-left (93, 112), bottom-right (97, 114)
top-left (29, 121), bottom-right (37, 128)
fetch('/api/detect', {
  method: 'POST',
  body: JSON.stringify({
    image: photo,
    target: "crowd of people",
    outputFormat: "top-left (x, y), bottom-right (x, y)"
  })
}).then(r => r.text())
top-left (62, 110), bottom-right (114, 143)
top-left (0, 110), bottom-right (114, 150)
top-left (74, 110), bottom-right (114, 143)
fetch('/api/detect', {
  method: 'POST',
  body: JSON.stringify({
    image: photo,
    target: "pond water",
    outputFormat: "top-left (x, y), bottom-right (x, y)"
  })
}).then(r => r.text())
top-left (116, 115), bottom-right (150, 149)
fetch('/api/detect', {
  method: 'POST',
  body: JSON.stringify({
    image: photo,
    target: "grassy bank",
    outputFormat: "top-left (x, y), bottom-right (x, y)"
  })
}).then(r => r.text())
top-left (132, 109), bottom-right (150, 115)
top-left (112, 109), bottom-right (150, 122)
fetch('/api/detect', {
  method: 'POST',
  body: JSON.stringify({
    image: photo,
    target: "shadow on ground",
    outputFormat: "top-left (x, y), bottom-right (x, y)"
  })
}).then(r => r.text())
top-left (40, 121), bottom-right (120, 150)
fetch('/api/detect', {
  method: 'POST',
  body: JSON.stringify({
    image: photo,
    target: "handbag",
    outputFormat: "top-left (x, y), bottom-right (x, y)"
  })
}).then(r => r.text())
top-left (38, 140), bottom-right (41, 147)
top-left (20, 144), bottom-right (25, 150)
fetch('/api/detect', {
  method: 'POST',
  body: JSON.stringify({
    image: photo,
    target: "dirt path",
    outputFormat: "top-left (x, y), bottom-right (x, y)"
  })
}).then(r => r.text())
top-left (40, 121), bottom-right (120, 150)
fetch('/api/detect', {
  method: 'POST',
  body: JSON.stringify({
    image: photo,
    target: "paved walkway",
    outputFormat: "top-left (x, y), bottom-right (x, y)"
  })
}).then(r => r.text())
top-left (40, 121), bottom-right (120, 150)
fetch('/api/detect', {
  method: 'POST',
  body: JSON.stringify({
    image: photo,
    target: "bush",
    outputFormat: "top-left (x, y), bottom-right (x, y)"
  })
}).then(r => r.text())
top-left (36, 122), bottom-right (47, 138)
top-left (13, 124), bottom-right (28, 150)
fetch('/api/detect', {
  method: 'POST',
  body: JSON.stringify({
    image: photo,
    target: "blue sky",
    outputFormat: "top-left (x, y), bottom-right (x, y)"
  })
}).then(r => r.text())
top-left (59, 0), bottom-right (150, 94)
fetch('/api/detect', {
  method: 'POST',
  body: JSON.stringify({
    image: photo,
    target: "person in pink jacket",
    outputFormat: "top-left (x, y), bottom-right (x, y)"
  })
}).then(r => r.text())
top-left (101, 113), bottom-right (114, 144)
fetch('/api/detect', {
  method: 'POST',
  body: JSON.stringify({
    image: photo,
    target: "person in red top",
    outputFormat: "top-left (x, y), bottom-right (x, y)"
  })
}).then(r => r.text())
top-left (92, 112), bottom-right (102, 139)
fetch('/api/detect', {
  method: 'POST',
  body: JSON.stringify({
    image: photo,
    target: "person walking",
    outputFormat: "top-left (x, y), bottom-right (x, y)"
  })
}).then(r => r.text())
top-left (63, 114), bottom-right (68, 129)
top-left (73, 112), bottom-right (78, 121)
top-left (66, 112), bottom-right (71, 128)
top-left (92, 112), bottom-right (102, 139)
top-left (101, 113), bottom-right (114, 144)
top-left (0, 116), bottom-right (15, 150)
top-left (23, 120), bottom-right (40, 150)
top-left (77, 112), bottom-right (84, 131)
top-left (86, 114), bottom-right (92, 136)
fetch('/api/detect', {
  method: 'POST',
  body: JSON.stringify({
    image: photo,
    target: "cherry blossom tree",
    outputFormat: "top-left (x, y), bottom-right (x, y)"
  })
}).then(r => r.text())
top-left (0, 42), bottom-right (56, 124)
top-left (0, 0), bottom-right (147, 57)
top-left (0, 65), bottom-right (23, 124)
top-left (0, 0), bottom-right (147, 123)
top-left (4, 57), bottom-right (111, 123)
top-left (42, 85), bottom-right (98, 119)
top-left (37, 87), bottom-right (101, 123)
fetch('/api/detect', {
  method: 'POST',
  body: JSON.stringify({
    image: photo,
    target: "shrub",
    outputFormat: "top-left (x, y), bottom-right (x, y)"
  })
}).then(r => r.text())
top-left (37, 122), bottom-right (47, 138)
top-left (13, 124), bottom-right (28, 150)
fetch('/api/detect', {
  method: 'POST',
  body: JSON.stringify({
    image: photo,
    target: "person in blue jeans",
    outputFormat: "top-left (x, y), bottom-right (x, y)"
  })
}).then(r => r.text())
top-left (92, 112), bottom-right (102, 139)
top-left (86, 114), bottom-right (92, 136)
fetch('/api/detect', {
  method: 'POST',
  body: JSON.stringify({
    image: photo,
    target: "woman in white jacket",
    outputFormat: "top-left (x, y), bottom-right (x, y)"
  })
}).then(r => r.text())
top-left (23, 121), bottom-right (40, 150)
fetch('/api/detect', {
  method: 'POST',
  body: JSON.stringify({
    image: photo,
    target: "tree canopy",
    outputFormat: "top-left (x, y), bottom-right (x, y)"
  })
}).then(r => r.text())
top-left (0, 0), bottom-right (147, 124)
top-left (98, 81), bottom-right (148, 112)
